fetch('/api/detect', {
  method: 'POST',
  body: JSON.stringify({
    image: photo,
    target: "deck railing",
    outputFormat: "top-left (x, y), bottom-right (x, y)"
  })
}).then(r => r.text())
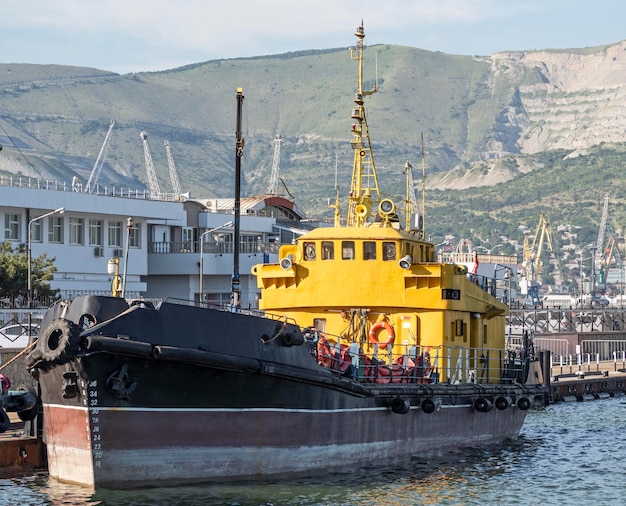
top-left (0, 175), bottom-right (184, 201)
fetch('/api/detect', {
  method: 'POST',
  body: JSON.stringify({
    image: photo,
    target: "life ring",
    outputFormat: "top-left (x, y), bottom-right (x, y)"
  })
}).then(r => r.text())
top-left (36, 318), bottom-right (82, 365)
top-left (368, 321), bottom-right (395, 350)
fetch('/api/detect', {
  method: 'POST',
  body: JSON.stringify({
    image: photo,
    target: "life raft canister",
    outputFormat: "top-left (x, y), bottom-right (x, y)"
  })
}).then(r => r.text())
top-left (368, 321), bottom-right (395, 349)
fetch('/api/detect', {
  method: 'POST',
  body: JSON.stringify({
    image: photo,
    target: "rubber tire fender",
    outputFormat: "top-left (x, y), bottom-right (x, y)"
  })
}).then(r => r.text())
top-left (16, 384), bottom-right (40, 422)
top-left (37, 318), bottom-right (82, 365)
top-left (0, 408), bottom-right (10, 433)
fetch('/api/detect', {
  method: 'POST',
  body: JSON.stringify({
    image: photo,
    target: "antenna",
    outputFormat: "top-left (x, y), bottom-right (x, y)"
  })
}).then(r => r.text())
top-left (328, 153), bottom-right (342, 226)
top-left (375, 52), bottom-right (379, 89)
top-left (421, 132), bottom-right (426, 238)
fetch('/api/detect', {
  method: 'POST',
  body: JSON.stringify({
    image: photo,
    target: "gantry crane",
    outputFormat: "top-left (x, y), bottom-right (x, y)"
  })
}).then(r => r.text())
top-left (164, 140), bottom-right (183, 196)
top-left (521, 213), bottom-right (565, 306)
top-left (84, 119), bottom-right (115, 193)
top-left (140, 131), bottom-right (162, 197)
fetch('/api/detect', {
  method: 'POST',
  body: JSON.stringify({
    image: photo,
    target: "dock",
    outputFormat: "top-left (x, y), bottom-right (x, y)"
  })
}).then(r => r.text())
top-left (0, 411), bottom-right (44, 478)
top-left (549, 359), bottom-right (626, 402)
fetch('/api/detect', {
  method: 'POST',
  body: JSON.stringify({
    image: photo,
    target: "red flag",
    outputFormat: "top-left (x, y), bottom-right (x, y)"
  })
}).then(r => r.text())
top-left (472, 251), bottom-right (479, 274)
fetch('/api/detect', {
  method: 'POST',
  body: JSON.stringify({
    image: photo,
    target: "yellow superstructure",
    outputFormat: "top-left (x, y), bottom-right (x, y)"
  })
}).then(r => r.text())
top-left (252, 22), bottom-right (509, 384)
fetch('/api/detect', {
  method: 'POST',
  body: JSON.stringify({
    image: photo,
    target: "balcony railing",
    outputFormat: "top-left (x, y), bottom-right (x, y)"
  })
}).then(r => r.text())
top-left (148, 241), bottom-right (280, 255)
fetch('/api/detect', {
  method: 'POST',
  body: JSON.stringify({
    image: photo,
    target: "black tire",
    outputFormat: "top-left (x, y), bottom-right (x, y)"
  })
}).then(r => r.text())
top-left (37, 319), bottom-right (82, 365)
top-left (495, 396), bottom-right (510, 410)
top-left (16, 384), bottom-right (40, 422)
top-left (474, 397), bottom-right (493, 413)
top-left (421, 398), bottom-right (436, 414)
top-left (0, 409), bottom-right (10, 433)
top-left (390, 397), bottom-right (410, 414)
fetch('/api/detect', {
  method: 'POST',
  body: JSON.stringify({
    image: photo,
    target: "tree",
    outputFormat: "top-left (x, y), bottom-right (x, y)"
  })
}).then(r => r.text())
top-left (0, 241), bottom-right (59, 299)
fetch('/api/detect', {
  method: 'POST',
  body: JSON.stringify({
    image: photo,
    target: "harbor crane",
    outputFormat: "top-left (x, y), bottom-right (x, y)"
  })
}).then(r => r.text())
top-left (598, 235), bottom-right (622, 287)
top-left (264, 133), bottom-right (282, 195)
top-left (140, 131), bottom-right (162, 198)
top-left (520, 213), bottom-right (565, 307)
top-left (164, 140), bottom-right (183, 196)
top-left (84, 119), bottom-right (115, 193)
top-left (594, 193), bottom-right (610, 273)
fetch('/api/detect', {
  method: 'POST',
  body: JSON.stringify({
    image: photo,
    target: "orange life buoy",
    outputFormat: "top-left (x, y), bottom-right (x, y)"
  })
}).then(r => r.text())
top-left (368, 321), bottom-right (395, 349)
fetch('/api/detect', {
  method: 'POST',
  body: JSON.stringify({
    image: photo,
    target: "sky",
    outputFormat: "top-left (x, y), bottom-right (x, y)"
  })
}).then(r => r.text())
top-left (2, 0), bottom-right (626, 74)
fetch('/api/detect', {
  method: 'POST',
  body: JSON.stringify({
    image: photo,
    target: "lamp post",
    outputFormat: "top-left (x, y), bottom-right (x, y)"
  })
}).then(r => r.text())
top-left (27, 207), bottom-right (65, 307)
top-left (494, 263), bottom-right (515, 306)
top-left (199, 221), bottom-right (233, 303)
top-left (578, 244), bottom-right (595, 305)
top-left (121, 217), bottom-right (133, 298)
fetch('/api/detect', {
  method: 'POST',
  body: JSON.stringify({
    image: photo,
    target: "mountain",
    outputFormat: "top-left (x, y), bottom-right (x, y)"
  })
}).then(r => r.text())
top-left (1, 41), bottom-right (626, 250)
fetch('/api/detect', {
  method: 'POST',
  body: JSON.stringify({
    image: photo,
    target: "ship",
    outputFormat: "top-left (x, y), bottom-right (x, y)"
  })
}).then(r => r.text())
top-left (23, 23), bottom-right (548, 489)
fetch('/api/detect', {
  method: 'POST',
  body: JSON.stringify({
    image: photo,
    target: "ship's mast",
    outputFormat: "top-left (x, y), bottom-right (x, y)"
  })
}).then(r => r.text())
top-left (347, 22), bottom-right (380, 227)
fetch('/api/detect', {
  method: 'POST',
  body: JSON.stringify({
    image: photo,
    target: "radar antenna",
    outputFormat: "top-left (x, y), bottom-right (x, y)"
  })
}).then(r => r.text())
top-left (347, 21), bottom-right (381, 227)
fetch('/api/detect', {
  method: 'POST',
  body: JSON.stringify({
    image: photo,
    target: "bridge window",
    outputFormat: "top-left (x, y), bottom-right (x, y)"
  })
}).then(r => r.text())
top-left (342, 241), bottom-right (355, 260)
top-left (382, 242), bottom-right (396, 261)
top-left (304, 242), bottom-right (316, 260)
top-left (322, 241), bottom-right (334, 260)
top-left (363, 241), bottom-right (376, 260)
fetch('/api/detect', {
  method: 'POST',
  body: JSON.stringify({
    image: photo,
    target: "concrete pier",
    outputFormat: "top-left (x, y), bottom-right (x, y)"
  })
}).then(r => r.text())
top-left (549, 359), bottom-right (626, 403)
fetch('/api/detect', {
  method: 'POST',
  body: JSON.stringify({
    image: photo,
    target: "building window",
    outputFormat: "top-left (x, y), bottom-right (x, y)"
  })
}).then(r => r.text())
top-left (108, 221), bottom-right (122, 247)
top-left (30, 221), bottom-right (42, 242)
top-left (240, 234), bottom-right (260, 254)
top-left (69, 218), bottom-right (84, 245)
top-left (89, 219), bottom-right (103, 246)
top-left (363, 241), bottom-right (376, 260)
top-left (129, 222), bottom-right (141, 248)
top-left (4, 214), bottom-right (19, 240)
top-left (48, 216), bottom-right (64, 243)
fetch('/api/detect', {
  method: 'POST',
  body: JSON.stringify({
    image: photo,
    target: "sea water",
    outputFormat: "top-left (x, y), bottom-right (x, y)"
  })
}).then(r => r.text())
top-left (1, 396), bottom-right (625, 506)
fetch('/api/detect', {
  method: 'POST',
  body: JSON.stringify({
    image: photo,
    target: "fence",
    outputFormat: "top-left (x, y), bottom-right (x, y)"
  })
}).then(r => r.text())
top-left (508, 307), bottom-right (626, 334)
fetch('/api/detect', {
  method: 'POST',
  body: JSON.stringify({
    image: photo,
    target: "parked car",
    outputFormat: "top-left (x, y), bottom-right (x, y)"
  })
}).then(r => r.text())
top-left (590, 296), bottom-right (610, 307)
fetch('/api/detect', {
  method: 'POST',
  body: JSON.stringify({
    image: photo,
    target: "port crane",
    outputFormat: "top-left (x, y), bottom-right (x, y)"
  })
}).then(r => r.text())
top-left (264, 133), bottom-right (282, 195)
top-left (594, 193), bottom-right (610, 274)
top-left (164, 140), bottom-right (183, 196)
top-left (521, 213), bottom-right (565, 306)
top-left (140, 131), bottom-right (162, 198)
top-left (598, 235), bottom-right (622, 287)
top-left (84, 119), bottom-right (115, 193)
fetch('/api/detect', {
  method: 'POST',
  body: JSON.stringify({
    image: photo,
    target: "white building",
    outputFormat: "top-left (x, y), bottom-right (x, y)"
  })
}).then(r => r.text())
top-left (0, 176), bottom-right (307, 309)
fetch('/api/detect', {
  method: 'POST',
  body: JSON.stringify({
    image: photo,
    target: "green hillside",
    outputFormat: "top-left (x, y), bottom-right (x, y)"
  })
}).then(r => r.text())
top-left (1, 43), bottom-right (626, 252)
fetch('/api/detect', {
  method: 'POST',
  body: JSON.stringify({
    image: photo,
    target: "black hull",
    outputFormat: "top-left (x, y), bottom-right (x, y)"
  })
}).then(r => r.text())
top-left (29, 296), bottom-right (544, 488)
